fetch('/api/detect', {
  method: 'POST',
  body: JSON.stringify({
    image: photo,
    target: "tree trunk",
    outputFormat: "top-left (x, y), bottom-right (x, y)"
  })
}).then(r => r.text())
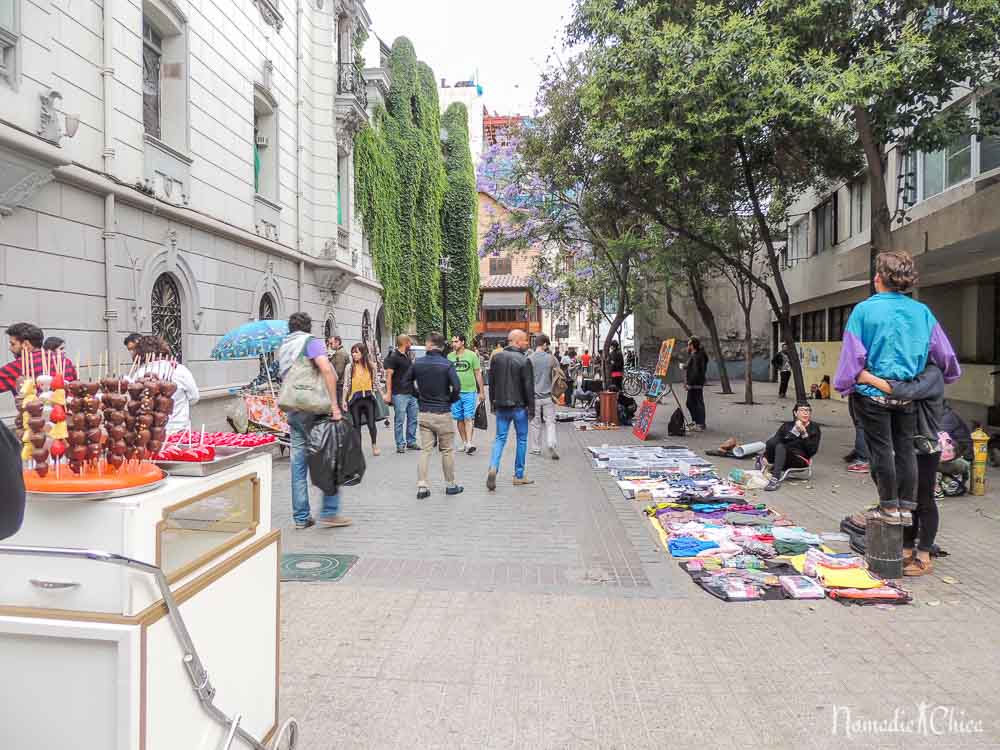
top-left (735, 141), bottom-right (807, 401)
top-left (742, 302), bottom-right (754, 404)
top-left (854, 106), bottom-right (893, 295)
top-left (687, 272), bottom-right (733, 395)
top-left (665, 288), bottom-right (694, 338)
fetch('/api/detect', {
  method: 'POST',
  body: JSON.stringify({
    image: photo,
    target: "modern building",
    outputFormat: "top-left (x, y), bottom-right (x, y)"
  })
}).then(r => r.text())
top-left (438, 78), bottom-right (484, 164)
top-left (0, 0), bottom-right (395, 422)
top-left (779, 87), bottom-right (1000, 423)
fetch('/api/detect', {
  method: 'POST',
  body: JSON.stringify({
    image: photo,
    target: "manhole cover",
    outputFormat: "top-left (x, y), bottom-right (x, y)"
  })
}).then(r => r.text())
top-left (281, 554), bottom-right (358, 582)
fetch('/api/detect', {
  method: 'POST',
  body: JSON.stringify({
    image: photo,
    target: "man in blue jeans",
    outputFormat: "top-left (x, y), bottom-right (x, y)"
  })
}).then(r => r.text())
top-left (486, 329), bottom-right (536, 491)
top-left (383, 334), bottom-right (419, 453)
top-left (276, 312), bottom-right (348, 530)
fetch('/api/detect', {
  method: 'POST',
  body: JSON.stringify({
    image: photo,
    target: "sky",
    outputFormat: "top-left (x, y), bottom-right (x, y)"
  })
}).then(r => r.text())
top-left (367, 0), bottom-right (575, 117)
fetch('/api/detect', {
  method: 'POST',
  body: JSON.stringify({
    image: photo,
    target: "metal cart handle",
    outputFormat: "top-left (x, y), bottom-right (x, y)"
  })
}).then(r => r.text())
top-left (0, 544), bottom-right (295, 750)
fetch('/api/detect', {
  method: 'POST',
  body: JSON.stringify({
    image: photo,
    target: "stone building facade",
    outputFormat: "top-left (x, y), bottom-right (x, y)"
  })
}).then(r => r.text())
top-left (0, 0), bottom-right (392, 421)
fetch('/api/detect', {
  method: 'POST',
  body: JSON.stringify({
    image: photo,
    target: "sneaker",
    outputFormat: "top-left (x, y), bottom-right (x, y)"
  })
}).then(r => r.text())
top-left (487, 469), bottom-right (497, 492)
top-left (318, 516), bottom-right (353, 528)
top-left (764, 478), bottom-right (781, 492)
top-left (294, 518), bottom-right (315, 530)
top-left (843, 451), bottom-right (858, 463)
top-left (466, 446), bottom-right (477, 455)
top-left (530, 449), bottom-right (542, 455)
top-left (446, 485), bottom-right (465, 495)
top-left (416, 488), bottom-right (431, 500)
top-left (397, 446), bottom-right (407, 454)
top-left (754, 455), bottom-right (766, 472)
top-left (689, 425), bottom-right (704, 433)
top-left (513, 476), bottom-right (535, 486)
top-left (407, 444), bottom-right (421, 451)
top-left (550, 448), bottom-right (560, 461)
top-left (865, 507), bottom-right (902, 525)
top-left (847, 462), bottom-right (870, 473)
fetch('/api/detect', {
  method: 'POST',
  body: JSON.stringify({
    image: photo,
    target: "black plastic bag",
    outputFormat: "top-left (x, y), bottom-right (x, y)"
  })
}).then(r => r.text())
top-left (336, 418), bottom-right (366, 487)
top-left (0, 422), bottom-right (25, 540)
top-left (307, 417), bottom-right (340, 495)
top-left (473, 400), bottom-right (488, 431)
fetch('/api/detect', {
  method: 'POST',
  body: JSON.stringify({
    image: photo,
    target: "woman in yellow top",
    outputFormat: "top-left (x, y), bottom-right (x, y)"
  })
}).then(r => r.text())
top-left (342, 342), bottom-right (384, 455)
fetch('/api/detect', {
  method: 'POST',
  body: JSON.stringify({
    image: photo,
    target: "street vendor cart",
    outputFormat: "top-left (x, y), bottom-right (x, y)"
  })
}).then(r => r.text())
top-left (0, 452), bottom-right (296, 749)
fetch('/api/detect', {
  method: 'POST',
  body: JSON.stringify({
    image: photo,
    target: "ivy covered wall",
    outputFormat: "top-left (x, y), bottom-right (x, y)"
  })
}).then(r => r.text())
top-left (354, 37), bottom-right (478, 338)
top-left (441, 102), bottom-right (479, 338)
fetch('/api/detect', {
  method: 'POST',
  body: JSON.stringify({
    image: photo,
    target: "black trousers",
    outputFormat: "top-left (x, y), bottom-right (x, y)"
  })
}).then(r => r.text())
top-left (349, 394), bottom-right (378, 445)
top-left (904, 452), bottom-right (941, 552)
top-left (850, 393), bottom-right (917, 509)
top-left (765, 437), bottom-right (808, 477)
top-left (686, 387), bottom-right (706, 427)
top-left (778, 370), bottom-right (791, 397)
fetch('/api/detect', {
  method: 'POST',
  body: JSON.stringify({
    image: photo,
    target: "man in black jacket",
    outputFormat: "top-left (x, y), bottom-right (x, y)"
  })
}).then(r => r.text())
top-left (487, 329), bottom-right (535, 491)
top-left (403, 332), bottom-right (463, 499)
top-left (684, 337), bottom-right (709, 431)
top-left (759, 402), bottom-right (821, 491)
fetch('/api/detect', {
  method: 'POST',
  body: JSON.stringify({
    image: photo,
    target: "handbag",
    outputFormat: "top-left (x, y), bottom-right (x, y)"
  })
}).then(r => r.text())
top-left (473, 400), bottom-right (488, 431)
top-left (277, 338), bottom-right (331, 414)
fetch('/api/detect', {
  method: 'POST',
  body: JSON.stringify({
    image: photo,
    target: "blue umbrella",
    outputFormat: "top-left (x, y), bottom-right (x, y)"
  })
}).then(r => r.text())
top-left (211, 320), bottom-right (290, 360)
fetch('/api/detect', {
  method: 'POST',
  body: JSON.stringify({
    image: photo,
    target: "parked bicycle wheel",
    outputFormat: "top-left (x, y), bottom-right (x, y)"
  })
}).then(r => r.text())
top-left (622, 373), bottom-right (645, 397)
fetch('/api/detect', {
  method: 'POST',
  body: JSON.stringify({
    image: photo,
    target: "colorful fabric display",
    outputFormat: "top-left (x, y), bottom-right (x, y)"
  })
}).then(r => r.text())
top-left (772, 527), bottom-right (823, 546)
top-left (668, 537), bottom-right (719, 557)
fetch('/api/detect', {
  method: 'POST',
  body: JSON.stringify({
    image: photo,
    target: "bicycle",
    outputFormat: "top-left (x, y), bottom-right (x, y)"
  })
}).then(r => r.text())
top-left (622, 367), bottom-right (653, 397)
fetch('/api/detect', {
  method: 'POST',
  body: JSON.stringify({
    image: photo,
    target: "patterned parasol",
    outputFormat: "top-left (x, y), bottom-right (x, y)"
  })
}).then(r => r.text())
top-left (211, 320), bottom-right (289, 360)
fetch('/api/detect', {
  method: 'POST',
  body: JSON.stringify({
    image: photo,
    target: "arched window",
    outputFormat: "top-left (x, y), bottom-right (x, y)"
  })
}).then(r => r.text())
top-left (324, 314), bottom-right (337, 341)
top-left (151, 273), bottom-right (183, 360)
top-left (361, 309), bottom-right (371, 346)
top-left (259, 293), bottom-right (275, 320)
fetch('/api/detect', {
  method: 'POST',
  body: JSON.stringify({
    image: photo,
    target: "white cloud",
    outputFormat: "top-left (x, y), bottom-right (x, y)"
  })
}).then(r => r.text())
top-left (368, 0), bottom-right (573, 116)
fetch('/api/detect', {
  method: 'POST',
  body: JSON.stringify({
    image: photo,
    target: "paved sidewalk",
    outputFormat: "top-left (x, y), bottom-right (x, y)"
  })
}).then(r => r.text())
top-left (276, 386), bottom-right (1000, 749)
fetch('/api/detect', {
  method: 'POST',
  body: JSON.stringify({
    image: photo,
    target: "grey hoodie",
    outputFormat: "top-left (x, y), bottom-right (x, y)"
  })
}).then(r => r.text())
top-left (889, 363), bottom-right (944, 454)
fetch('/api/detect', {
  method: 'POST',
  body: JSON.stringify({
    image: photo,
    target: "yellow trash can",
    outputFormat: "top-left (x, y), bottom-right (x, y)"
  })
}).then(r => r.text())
top-left (971, 428), bottom-right (989, 496)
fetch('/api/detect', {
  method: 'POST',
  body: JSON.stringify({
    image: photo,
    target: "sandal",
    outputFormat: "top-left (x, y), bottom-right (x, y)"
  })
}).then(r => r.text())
top-left (903, 557), bottom-right (933, 576)
top-left (865, 507), bottom-right (903, 525)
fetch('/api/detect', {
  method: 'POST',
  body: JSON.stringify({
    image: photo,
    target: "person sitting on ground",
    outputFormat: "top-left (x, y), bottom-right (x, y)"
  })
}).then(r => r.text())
top-left (759, 402), bottom-right (821, 491)
top-left (938, 399), bottom-right (972, 475)
top-left (810, 375), bottom-right (831, 400)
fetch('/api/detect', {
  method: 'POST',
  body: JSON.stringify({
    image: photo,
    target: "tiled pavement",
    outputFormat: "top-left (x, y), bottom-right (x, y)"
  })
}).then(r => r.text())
top-left (276, 386), bottom-right (1000, 749)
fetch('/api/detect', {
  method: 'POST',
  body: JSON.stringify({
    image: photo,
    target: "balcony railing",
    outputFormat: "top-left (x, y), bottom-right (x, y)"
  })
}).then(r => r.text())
top-left (337, 61), bottom-right (368, 111)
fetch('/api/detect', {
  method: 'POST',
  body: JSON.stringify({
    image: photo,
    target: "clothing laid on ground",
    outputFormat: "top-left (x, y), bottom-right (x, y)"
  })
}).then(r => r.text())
top-left (383, 349), bottom-right (414, 395)
top-left (417, 411), bottom-right (457, 488)
top-left (403, 350), bottom-right (461, 413)
top-left (448, 349), bottom-right (481, 393)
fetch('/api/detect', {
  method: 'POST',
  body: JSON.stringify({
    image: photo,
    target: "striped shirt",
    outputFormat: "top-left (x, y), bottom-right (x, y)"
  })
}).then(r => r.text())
top-left (0, 350), bottom-right (79, 394)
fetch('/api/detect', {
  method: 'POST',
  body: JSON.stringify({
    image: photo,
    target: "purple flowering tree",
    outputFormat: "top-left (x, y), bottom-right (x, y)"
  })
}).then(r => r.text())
top-left (476, 69), bottom-right (656, 383)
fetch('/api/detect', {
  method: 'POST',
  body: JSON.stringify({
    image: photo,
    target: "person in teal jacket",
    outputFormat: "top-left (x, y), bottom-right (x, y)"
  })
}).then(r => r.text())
top-left (833, 251), bottom-right (960, 524)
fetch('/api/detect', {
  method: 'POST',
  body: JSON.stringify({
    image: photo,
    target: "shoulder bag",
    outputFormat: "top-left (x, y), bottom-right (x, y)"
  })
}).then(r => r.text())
top-left (277, 337), bottom-right (332, 414)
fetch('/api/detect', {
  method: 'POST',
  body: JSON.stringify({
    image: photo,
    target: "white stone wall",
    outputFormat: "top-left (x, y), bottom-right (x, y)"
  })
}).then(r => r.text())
top-left (0, 0), bottom-right (385, 419)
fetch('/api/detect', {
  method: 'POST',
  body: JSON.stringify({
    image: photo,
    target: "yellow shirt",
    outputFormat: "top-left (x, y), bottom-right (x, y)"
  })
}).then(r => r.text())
top-left (351, 365), bottom-right (373, 395)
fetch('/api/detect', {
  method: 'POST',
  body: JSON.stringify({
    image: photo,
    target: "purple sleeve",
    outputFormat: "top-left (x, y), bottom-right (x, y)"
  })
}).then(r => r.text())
top-left (305, 339), bottom-right (327, 360)
top-left (833, 331), bottom-right (867, 396)
top-left (928, 323), bottom-right (961, 384)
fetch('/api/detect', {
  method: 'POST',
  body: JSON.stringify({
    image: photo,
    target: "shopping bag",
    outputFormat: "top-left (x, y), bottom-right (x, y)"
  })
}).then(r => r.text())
top-left (306, 416), bottom-right (339, 495)
top-left (336, 419), bottom-right (366, 486)
top-left (473, 400), bottom-right (488, 431)
top-left (278, 338), bottom-right (331, 414)
top-left (374, 393), bottom-right (390, 422)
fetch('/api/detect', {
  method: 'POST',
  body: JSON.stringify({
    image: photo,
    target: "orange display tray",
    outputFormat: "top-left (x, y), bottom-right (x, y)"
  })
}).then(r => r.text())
top-left (24, 462), bottom-right (167, 499)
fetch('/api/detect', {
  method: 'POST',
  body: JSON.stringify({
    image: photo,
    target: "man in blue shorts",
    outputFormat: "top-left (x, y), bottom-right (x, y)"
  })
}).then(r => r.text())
top-left (448, 333), bottom-right (484, 454)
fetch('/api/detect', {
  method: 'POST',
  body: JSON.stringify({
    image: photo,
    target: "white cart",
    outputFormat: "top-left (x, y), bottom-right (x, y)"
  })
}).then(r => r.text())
top-left (0, 454), bottom-right (296, 750)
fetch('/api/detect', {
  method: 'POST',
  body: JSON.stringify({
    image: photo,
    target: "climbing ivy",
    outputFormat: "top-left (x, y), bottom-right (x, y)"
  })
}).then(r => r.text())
top-left (354, 37), bottom-right (477, 339)
top-left (354, 109), bottom-right (405, 332)
top-left (441, 102), bottom-right (479, 338)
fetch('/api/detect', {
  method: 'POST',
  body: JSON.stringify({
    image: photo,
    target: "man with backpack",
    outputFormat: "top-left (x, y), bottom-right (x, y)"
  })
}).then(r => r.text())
top-left (773, 344), bottom-right (792, 398)
top-left (528, 334), bottom-right (561, 460)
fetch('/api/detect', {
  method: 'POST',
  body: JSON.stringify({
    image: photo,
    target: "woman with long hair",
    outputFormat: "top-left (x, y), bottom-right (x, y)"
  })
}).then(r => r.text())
top-left (342, 342), bottom-right (384, 455)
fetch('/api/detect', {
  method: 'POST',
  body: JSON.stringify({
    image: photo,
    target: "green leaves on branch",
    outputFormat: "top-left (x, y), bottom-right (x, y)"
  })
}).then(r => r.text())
top-left (441, 103), bottom-right (479, 339)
